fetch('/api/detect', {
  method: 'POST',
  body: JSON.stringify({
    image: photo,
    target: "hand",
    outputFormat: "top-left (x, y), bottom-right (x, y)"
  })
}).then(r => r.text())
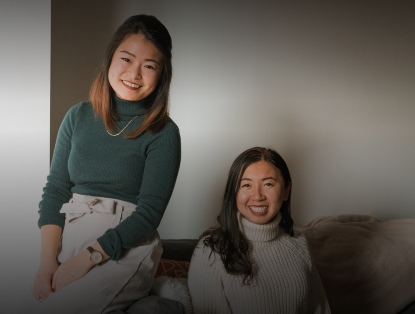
top-left (52, 250), bottom-right (94, 292)
top-left (32, 260), bottom-right (59, 301)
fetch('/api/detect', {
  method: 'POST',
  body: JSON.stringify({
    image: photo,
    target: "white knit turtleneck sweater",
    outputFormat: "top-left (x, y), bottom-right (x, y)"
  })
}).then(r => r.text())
top-left (188, 213), bottom-right (330, 314)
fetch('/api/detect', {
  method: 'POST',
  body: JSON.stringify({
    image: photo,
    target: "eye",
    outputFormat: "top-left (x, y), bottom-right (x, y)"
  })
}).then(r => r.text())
top-left (144, 64), bottom-right (156, 70)
top-left (121, 58), bottom-right (131, 63)
top-left (241, 183), bottom-right (250, 188)
top-left (264, 182), bottom-right (274, 187)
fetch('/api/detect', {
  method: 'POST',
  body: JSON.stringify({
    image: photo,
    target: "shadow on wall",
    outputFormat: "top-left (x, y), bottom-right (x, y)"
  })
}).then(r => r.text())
top-left (280, 107), bottom-right (413, 225)
top-left (267, 107), bottom-right (334, 226)
top-left (50, 0), bottom-right (119, 160)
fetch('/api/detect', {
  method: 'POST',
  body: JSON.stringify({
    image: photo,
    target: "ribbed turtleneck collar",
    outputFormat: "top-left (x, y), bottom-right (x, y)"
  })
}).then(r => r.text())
top-left (238, 212), bottom-right (281, 242)
top-left (113, 95), bottom-right (148, 117)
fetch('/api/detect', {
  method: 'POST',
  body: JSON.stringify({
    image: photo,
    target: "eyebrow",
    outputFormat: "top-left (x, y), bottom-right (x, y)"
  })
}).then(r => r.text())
top-left (119, 50), bottom-right (160, 65)
top-left (241, 177), bottom-right (277, 181)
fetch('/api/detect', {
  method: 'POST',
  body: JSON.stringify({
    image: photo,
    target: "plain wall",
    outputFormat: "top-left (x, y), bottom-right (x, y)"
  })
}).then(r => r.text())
top-left (0, 0), bottom-right (50, 309)
top-left (51, 0), bottom-right (415, 240)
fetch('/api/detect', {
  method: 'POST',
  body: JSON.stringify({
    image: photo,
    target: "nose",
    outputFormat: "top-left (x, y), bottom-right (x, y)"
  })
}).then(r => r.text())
top-left (251, 186), bottom-right (265, 201)
top-left (130, 64), bottom-right (142, 79)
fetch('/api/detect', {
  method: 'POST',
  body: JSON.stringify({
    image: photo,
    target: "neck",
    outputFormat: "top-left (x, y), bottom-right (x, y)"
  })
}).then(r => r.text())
top-left (113, 94), bottom-right (149, 117)
top-left (238, 212), bottom-right (281, 242)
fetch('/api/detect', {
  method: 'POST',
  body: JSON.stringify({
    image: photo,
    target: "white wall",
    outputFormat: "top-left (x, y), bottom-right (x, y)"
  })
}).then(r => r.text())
top-left (0, 0), bottom-right (50, 309)
top-left (51, 0), bottom-right (415, 241)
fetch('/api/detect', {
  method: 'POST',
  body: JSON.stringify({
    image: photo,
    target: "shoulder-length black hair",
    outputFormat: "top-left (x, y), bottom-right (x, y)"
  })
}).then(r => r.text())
top-left (89, 14), bottom-right (172, 138)
top-left (204, 147), bottom-right (294, 284)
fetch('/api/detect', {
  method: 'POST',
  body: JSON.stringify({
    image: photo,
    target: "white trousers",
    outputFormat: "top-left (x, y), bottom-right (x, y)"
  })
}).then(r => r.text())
top-left (21, 193), bottom-right (162, 314)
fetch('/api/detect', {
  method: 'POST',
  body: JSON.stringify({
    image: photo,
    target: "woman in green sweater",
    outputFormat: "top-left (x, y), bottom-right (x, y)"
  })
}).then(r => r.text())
top-left (28, 15), bottom-right (181, 313)
top-left (188, 147), bottom-right (329, 314)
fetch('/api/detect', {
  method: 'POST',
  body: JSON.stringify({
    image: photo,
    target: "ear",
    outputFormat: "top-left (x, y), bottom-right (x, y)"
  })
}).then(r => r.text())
top-left (283, 182), bottom-right (292, 201)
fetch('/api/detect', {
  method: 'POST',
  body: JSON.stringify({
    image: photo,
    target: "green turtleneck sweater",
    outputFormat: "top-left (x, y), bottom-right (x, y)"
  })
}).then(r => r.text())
top-left (38, 96), bottom-right (181, 260)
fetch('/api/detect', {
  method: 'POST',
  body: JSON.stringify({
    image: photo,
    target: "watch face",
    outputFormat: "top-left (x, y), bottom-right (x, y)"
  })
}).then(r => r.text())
top-left (91, 251), bottom-right (102, 264)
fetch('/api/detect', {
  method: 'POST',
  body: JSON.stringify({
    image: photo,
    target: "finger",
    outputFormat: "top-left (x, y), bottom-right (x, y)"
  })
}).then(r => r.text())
top-left (33, 281), bottom-right (48, 301)
top-left (54, 278), bottom-right (65, 292)
top-left (39, 283), bottom-right (52, 300)
top-left (35, 286), bottom-right (46, 302)
top-left (32, 285), bottom-right (40, 300)
top-left (38, 290), bottom-right (47, 301)
top-left (51, 271), bottom-right (58, 291)
top-left (52, 272), bottom-right (64, 292)
top-left (42, 285), bottom-right (53, 299)
top-left (40, 276), bottom-right (54, 296)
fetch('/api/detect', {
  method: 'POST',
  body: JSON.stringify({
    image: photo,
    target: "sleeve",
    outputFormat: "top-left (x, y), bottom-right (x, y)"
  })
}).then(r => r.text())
top-left (38, 105), bottom-right (78, 229)
top-left (97, 122), bottom-right (181, 260)
top-left (188, 240), bottom-right (232, 314)
top-left (305, 241), bottom-right (331, 314)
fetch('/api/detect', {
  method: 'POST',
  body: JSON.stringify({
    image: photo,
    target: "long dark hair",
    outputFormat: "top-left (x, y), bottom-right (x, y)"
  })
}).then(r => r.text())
top-left (89, 14), bottom-right (172, 138)
top-left (204, 147), bottom-right (294, 284)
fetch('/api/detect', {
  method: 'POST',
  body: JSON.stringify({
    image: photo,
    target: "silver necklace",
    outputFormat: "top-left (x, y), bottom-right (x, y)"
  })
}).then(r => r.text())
top-left (106, 116), bottom-right (139, 136)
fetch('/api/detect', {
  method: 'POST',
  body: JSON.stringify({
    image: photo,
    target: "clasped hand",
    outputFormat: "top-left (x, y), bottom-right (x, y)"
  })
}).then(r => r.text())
top-left (32, 251), bottom-right (93, 301)
top-left (52, 251), bottom-right (93, 292)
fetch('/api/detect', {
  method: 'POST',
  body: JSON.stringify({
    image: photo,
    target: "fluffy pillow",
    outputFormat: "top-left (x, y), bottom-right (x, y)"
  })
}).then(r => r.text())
top-left (151, 276), bottom-right (192, 314)
top-left (126, 295), bottom-right (184, 314)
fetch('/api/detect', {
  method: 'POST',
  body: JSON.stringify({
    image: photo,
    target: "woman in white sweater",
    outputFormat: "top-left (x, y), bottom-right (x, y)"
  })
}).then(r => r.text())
top-left (188, 147), bottom-right (330, 314)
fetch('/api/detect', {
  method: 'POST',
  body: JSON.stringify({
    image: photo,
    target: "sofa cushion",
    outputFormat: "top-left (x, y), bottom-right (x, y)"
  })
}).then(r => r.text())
top-left (296, 215), bottom-right (415, 314)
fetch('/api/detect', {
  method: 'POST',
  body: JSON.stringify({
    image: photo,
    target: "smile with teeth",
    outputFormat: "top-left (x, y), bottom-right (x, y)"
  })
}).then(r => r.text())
top-left (249, 206), bottom-right (268, 213)
top-left (122, 80), bottom-right (140, 89)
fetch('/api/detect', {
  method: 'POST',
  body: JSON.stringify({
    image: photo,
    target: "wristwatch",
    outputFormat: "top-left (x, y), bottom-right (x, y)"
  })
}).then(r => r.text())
top-left (87, 246), bottom-right (103, 266)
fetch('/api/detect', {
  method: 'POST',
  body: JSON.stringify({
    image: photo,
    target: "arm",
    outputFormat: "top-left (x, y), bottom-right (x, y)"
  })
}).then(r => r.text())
top-left (51, 241), bottom-right (109, 292)
top-left (302, 236), bottom-right (331, 314)
top-left (38, 105), bottom-right (78, 229)
top-left (33, 106), bottom-right (79, 299)
top-left (97, 122), bottom-right (181, 260)
top-left (307, 260), bottom-right (331, 314)
top-left (188, 241), bottom-right (232, 314)
top-left (32, 225), bottom-right (62, 300)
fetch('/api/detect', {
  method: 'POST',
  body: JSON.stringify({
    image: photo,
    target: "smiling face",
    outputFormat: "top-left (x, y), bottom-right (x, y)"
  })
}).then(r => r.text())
top-left (108, 33), bottom-right (163, 101)
top-left (236, 160), bottom-right (291, 225)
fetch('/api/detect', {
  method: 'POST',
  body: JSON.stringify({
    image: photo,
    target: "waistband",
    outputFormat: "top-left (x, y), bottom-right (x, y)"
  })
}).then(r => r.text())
top-left (60, 193), bottom-right (136, 215)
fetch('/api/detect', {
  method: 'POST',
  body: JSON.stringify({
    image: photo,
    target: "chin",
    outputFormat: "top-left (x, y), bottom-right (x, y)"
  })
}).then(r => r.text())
top-left (246, 215), bottom-right (271, 225)
top-left (116, 93), bottom-right (141, 101)
top-left (246, 211), bottom-right (280, 225)
top-left (255, 219), bottom-right (272, 225)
